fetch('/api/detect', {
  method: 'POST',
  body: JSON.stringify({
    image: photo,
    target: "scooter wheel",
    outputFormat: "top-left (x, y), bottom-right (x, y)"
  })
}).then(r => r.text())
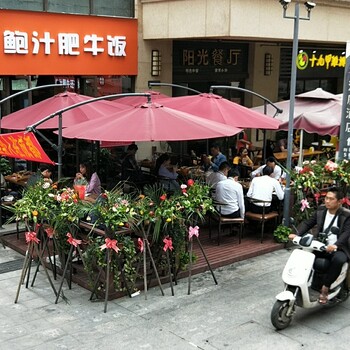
top-left (271, 300), bottom-right (293, 330)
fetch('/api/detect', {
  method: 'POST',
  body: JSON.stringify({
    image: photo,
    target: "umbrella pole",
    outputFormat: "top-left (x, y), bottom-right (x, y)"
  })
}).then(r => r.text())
top-left (298, 129), bottom-right (304, 167)
top-left (262, 130), bottom-right (267, 162)
top-left (58, 113), bottom-right (63, 180)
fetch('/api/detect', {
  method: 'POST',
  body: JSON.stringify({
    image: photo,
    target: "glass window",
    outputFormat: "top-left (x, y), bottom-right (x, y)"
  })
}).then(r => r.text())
top-left (305, 79), bottom-right (319, 91)
top-left (47, 0), bottom-right (89, 15)
top-left (93, 0), bottom-right (134, 17)
top-left (0, 0), bottom-right (42, 11)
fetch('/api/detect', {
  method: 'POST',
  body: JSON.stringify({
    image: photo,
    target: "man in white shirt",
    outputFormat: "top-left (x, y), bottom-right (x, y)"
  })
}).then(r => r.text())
top-left (206, 161), bottom-right (230, 190)
top-left (251, 156), bottom-right (285, 180)
top-left (247, 165), bottom-right (284, 213)
top-left (215, 169), bottom-right (245, 218)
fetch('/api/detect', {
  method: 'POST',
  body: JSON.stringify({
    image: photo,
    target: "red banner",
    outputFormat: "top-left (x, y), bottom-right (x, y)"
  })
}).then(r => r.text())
top-left (0, 131), bottom-right (55, 164)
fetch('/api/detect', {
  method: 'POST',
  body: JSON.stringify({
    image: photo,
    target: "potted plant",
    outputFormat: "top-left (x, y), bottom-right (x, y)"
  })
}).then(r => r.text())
top-left (273, 224), bottom-right (292, 244)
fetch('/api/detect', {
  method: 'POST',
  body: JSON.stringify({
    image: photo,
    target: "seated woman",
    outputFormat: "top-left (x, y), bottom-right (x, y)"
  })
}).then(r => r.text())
top-left (155, 153), bottom-right (180, 192)
top-left (233, 147), bottom-right (253, 167)
top-left (74, 162), bottom-right (101, 198)
top-left (233, 147), bottom-right (253, 178)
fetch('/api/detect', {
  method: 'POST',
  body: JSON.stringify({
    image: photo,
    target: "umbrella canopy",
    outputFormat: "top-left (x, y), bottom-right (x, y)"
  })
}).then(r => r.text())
top-left (278, 99), bottom-right (342, 136)
top-left (296, 87), bottom-right (339, 100)
top-left (115, 90), bottom-right (169, 106)
top-left (159, 93), bottom-right (281, 130)
top-left (1, 91), bottom-right (129, 130)
top-left (252, 88), bottom-right (342, 135)
top-left (60, 102), bottom-right (242, 142)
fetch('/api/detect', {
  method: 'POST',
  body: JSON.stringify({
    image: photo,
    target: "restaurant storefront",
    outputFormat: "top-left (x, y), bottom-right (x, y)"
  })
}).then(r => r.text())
top-left (279, 46), bottom-right (346, 99)
top-left (0, 9), bottom-right (138, 115)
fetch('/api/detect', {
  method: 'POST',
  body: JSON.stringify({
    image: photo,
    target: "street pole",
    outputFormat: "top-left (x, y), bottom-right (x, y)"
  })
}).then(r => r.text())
top-left (280, 1), bottom-right (315, 227)
top-left (283, 3), bottom-right (300, 227)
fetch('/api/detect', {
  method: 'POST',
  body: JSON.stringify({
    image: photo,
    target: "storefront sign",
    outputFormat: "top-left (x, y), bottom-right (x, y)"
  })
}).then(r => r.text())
top-left (0, 131), bottom-right (55, 164)
top-left (173, 41), bottom-right (248, 82)
top-left (0, 10), bottom-right (138, 75)
top-left (338, 42), bottom-right (350, 161)
top-left (297, 50), bottom-right (346, 71)
top-left (280, 48), bottom-right (345, 79)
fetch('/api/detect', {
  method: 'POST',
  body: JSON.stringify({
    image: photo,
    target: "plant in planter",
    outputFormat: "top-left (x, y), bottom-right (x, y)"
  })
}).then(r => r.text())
top-left (0, 157), bottom-right (12, 175)
top-left (84, 189), bottom-right (139, 292)
top-left (273, 224), bottom-right (292, 243)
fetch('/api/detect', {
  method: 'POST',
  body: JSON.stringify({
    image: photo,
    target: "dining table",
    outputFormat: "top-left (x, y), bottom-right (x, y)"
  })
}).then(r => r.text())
top-left (255, 149), bottom-right (324, 162)
top-left (311, 142), bottom-right (335, 158)
top-left (4, 171), bottom-right (34, 187)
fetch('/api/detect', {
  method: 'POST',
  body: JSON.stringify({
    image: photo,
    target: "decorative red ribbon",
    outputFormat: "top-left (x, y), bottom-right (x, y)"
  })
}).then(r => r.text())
top-left (188, 226), bottom-right (200, 240)
top-left (45, 227), bottom-right (55, 238)
top-left (25, 231), bottom-right (40, 244)
top-left (66, 232), bottom-right (82, 247)
top-left (100, 238), bottom-right (120, 254)
top-left (137, 238), bottom-right (144, 252)
top-left (163, 236), bottom-right (173, 252)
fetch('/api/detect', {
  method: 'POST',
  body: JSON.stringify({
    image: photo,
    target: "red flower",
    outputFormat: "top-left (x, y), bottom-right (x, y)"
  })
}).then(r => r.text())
top-left (299, 166), bottom-right (312, 174)
top-left (187, 179), bottom-right (194, 187)
top-left (314, 192), bottom-right (320, 204)
top-left (160, 194), bottom-right (167, 201)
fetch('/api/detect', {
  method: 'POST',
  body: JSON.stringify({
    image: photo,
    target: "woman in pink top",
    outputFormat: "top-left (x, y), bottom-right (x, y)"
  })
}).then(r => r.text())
top-left (74, 162), bottom-right (101, 197)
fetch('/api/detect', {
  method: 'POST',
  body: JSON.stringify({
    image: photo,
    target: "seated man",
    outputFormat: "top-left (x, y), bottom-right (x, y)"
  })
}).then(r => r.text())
top-left (206, 161), bottom-right (231, 193)
top-left (202, 144), bottom-right (227, 172)
top-left (247, 165), bottom-right (284, 214)
top-left (251, 156), bottom-right (285, 180)
top-left (289, 187), bottom-right (350, 304)
top-left (121, 144), bottom-right (143, 183)
top-left (215, 169), bottom-right (245, 219)
top-left (27, 163), bottom-right (53, 187)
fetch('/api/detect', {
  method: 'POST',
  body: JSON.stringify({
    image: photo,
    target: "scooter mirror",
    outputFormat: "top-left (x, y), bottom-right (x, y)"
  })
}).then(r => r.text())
top-left (299, 234), bottom-right (313, 247)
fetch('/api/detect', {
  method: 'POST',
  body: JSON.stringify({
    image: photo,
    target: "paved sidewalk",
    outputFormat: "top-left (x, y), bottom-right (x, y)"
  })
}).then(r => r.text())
top-left (1, 245), bottom-right (350, 350)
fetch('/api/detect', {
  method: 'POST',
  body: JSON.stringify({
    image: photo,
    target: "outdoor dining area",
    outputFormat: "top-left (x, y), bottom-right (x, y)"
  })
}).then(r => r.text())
top-left (0, 85), bottom-right (346, 310)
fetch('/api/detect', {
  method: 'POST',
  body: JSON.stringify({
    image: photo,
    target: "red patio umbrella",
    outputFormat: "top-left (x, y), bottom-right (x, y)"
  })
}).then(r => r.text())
top-left (252, 88), bottom-right (342, 135)
top-left (278, 99), bottom-right (342, 136)
top-left (115, 90), bottom-right (168, 106)
top-left (60, 102), bottom-right (242, 142)
top-left (1, 91), bottom-right (129, 130)
top-left (159, 93), bottom-right (281, 130)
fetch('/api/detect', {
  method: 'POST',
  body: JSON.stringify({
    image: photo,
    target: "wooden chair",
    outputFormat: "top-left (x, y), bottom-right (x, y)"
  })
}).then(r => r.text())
top-left (245, 198), bottom-right (279, 243)
top-left (208, 202), bottom-right (244, 246)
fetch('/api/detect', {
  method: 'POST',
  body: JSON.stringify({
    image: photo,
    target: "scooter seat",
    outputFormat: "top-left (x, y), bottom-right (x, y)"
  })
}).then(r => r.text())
top-left (313, 258), bottom-right (330, 273)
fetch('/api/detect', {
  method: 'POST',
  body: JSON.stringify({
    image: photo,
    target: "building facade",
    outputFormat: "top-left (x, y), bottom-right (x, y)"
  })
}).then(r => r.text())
top-left (1, 0), bottom-right (350, 158)
top-left (137, 0), bottom-right (350, 152)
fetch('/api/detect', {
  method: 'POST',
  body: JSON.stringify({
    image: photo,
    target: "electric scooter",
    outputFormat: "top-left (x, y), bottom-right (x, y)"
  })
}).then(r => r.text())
top-left (271, 227), bottom-right (350, 330)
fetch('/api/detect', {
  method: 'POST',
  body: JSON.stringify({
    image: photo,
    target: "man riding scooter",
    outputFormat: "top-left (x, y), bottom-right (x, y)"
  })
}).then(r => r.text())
top-left (289, 187), bottom-right (350, 304)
